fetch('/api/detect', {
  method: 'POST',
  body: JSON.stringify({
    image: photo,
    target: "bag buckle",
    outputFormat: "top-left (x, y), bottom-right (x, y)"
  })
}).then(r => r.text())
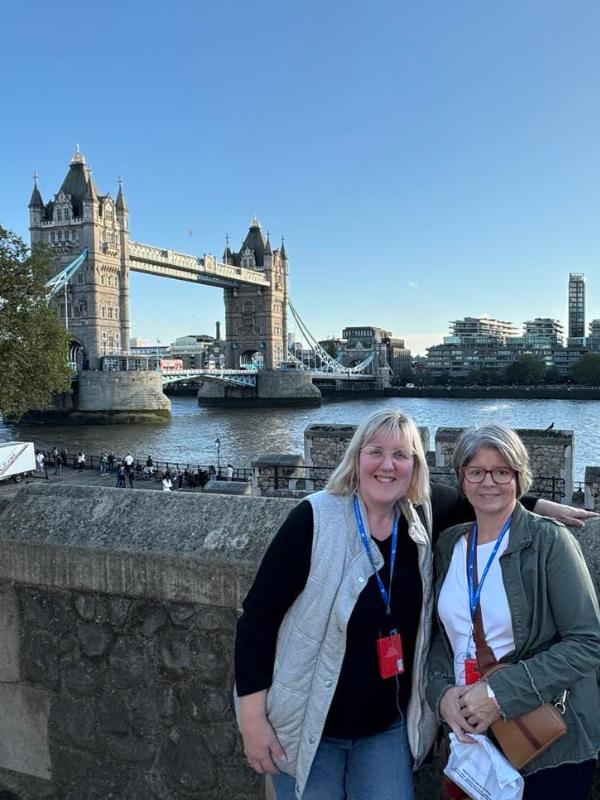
top-left (554, 690), bottom-right (568, 715)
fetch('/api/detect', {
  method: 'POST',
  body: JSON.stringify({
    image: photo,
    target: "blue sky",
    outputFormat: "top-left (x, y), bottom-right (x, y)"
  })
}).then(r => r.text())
top-left (2, 1), bottom-right (599, 354)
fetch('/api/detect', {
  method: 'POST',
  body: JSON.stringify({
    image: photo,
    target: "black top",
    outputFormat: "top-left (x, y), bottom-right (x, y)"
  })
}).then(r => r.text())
top-left (235, 485), bottom-right (536, 739)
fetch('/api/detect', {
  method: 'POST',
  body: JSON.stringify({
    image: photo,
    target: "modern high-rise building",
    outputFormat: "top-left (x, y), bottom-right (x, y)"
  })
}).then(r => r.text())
top-left (522, 318), bottom-right (564, 348)
top-left (568, 273), bottom-right (586, 340)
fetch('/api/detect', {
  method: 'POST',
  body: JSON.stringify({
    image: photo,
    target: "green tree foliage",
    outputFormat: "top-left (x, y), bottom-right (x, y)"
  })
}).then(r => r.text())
top-left (505, 354), bottom-right (546, 385)
top-left (544, 366), bottom-right (562, 385)
top-left (0, 226), bottom-right (71, 419)
top-left (570, 352), bottom-right (600, 385)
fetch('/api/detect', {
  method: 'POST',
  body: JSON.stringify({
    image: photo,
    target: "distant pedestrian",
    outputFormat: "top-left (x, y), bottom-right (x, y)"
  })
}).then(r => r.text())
top-left (225, 464), bottom-right (234, 481)
top-left (176, 469), bottom-right (184, 491)
top-left (128, 468), bottom-right (135, 489)
top-left (36, 451), bottom-right (45, 473)
top-left (124, 452), bottom-right (134, 470)
top-left (54, 453), bottom-right (64, 477)
top-left (108, 451), bottom-right (115, 472)
top-left (208, 465), bottom-right (216, 479)
top-left (100, 452), bottom-right (109, 475)
top-left (116, 464), bottom-right (126, 488)
top-left (52, 446), bottom-right (59, 463)
top-left (146, 455), bottom-right (154, 469)
top-left (77, 452), bottom-right (86, 471)
top-left (162, 476), bottom-right (173, 492)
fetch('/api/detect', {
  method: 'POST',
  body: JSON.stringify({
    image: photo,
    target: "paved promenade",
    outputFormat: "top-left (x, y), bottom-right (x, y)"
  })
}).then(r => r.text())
top-left (0, 465), bottom-right (207, 500)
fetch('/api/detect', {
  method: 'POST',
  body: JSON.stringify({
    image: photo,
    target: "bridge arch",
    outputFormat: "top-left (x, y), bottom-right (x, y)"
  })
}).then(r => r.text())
top-left (240, 349), bottom-right (264, 370)
top-left (69, 338), bottom-right (88, 371)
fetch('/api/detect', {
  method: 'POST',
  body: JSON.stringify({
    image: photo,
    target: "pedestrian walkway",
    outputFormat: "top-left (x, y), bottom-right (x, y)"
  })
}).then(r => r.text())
top-left (0, 467), bottom-right (200, 497)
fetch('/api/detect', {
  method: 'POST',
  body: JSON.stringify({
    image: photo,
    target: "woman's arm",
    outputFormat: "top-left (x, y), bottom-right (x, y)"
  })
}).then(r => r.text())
top-left (482, 525), bottom-right (600, 720)
top-left (429, 483), bottom-right (595, 540)
top-left (427, 613), bottom-right (479, 743)
top-left (235, 500), bottom-right (314, 773)
top-left (532, 498), bottom-right (599, 528)
top-left (235, 500), bottom-right (313, 694)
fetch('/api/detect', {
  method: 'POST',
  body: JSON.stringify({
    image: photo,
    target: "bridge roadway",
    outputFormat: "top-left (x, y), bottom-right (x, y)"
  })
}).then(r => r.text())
top-left (160, 368), bottom-right (377, 387)
top-left (128, 242), bottom-right (270, 289)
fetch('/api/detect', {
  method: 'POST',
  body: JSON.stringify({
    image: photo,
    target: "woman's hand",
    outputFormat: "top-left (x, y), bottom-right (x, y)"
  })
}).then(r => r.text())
top-left (460, 681), bottom-right (501, 733)
top-left (439, 686), bottom-right (478, 743)
top-left (239, 691), bottom-right (287, 775)
top-left (533, 498), bottom-right (599, 528)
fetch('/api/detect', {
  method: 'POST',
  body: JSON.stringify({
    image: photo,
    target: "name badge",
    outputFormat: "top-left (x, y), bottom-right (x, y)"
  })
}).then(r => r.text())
top-left (464, 657), bottom-right (481, 685)
top-left (376, 632), bottom-right (404, 679)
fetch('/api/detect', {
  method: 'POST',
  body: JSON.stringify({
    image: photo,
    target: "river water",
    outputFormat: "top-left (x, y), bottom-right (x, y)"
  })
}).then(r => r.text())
top-left (1, 396), bottom-right (599, 479)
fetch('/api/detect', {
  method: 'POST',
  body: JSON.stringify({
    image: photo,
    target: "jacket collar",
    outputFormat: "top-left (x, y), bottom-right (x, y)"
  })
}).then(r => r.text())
top-left (503, 500), bottom-right (534, 554)
top-left (436, 500), bottom-right (534, 567)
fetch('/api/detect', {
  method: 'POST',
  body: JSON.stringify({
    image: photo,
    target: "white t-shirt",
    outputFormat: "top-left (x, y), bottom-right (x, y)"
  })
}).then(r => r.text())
top-left (438, 533), bottom-right (515, 685)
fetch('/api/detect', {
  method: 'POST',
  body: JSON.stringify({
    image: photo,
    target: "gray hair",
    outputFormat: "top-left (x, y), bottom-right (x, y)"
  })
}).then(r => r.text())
top-left (326, 408), bottom-right (430, 505)
top-left (452, 424), bottom-right (533, 496)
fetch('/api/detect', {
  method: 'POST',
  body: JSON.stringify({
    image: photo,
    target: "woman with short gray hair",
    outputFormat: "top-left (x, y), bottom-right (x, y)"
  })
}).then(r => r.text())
top-left (428, 424), bottom-right (600, 799)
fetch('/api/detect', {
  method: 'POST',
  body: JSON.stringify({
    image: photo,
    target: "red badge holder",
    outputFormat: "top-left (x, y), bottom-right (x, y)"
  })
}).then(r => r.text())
top-left (376, 632), bottom-right (404, 679)
top-left (464, 657), bottom-right (481, 685)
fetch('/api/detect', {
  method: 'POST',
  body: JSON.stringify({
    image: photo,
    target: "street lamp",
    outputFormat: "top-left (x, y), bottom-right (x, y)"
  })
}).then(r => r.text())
top-left (215, 438), bottom-right (221, 475)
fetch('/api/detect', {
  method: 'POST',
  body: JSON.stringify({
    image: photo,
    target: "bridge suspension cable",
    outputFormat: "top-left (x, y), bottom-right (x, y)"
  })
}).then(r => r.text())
top-left (287, 298), bottom-right (376, 375)
top-left (45, 249), bottom-right (89, 299)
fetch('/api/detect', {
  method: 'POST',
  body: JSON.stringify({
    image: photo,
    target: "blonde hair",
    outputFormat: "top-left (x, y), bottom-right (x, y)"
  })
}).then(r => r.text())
top-left (326, 408), bottom-right (430, 505)
top-left (452, 424), bottom-right (533, 497)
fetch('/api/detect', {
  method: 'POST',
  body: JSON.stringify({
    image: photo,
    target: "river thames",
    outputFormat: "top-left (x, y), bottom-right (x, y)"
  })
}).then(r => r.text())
top-left (1, 396), bottom-right (599, 479)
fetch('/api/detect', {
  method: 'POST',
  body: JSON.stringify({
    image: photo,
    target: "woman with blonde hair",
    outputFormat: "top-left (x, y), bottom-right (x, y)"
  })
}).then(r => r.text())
top-left (235, 409), bottom-right (593, 800)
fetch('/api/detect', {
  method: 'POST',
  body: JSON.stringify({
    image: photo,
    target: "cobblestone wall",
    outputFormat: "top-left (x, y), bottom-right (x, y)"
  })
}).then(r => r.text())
top-left (22, 587), bottom-right (241, 800)
top-left (0, 485), bottom-right (298, 800)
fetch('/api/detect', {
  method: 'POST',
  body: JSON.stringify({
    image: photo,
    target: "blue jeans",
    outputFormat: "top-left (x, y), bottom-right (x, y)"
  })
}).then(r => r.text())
top-left (271, 714), bottom-right (415, 800)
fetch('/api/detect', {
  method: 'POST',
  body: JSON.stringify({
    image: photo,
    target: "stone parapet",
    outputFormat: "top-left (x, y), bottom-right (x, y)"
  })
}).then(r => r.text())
top-left (0, 485), bottom-right (297, 800)
top-left (252, 453), bottom-right (306, 494)
top-left (585, 467), bottom-right (600, 511)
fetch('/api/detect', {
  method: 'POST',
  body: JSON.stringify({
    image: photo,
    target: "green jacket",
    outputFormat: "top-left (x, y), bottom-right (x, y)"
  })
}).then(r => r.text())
top-left (426, 501), bottom-right (600, 774)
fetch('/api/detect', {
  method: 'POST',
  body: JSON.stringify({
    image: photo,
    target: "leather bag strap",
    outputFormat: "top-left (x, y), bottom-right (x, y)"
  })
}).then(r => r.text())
top-left (466, 527), bottom-right (498, 674)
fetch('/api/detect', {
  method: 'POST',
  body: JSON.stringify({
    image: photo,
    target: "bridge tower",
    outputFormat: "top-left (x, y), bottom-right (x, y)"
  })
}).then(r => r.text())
top-left (223, 218), bottom-right (288, 370)
top-left (29, 148), bottom-right (131, 369)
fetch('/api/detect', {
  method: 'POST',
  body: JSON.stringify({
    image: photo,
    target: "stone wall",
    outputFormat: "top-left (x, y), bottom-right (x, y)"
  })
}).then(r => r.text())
top-left (1, 483), bottom-right (598, 800)
top-left (0, 485), bottom-right (296, 800)
top-left (585, 467), bottom-right (600, 511)
top-left (435, 428), bottom-right (574, 501)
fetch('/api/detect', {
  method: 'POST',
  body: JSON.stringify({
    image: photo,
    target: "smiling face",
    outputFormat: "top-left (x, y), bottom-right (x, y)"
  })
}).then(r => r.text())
top-left (357, 430), bottom-right (415, 512)
top-left (461, 446), bottom-right (517, 520)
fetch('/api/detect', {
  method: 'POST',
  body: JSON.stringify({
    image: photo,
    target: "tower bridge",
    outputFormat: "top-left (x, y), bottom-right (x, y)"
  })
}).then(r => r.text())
top-left (30, 148), bottom-right (288, 374)
top-left (29, 149), bottom-right (384, 413)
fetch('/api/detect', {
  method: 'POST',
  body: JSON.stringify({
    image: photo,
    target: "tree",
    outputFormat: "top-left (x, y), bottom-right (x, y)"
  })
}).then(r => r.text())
top-left (0, 226), bottom-right (72, 419)
top-left (505, 354), bottom-right (546, 385)
top-left (570, 353), bottom-right (600, 385)
top-left (544, 366), bottom-right (562, 385)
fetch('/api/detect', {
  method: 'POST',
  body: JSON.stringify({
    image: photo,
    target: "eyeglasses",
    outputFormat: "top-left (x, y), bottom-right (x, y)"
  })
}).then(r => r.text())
top-left (361, 446), bottom-right (414, 463)
top-left (462, 466), bottom-right (516, 484)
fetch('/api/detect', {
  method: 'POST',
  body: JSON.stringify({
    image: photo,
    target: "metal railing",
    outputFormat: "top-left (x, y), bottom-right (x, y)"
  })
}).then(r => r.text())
top-left (39, 451), bottom-right (252, 484)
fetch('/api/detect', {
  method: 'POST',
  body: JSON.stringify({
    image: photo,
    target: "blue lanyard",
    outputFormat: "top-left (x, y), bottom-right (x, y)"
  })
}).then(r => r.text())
top-left (353, 495), bottom-right (398, 615)
top-left (467, 516), bottom-right (512, 618)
